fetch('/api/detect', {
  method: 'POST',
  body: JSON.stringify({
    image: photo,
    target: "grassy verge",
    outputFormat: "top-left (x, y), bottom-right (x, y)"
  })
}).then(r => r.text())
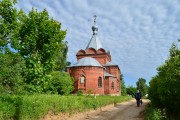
top-left (0, 94), bottom-right (131, 120)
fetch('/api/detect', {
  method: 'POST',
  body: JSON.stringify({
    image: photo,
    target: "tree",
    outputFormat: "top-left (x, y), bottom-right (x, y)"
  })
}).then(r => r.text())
top-left (13, 8), bottom-right (66, 93)
top-left (148, 76), bottom-right (163, 108)
top-left (0, 0), bottom-right (26, 94)
top-left (149, 41), bottom-right (180, 119)
top-left (136, 78), bottom-right (148, 96)
top-left (53, 42), bottom-right (69, 71)
top-left (0, 0), bottom-right (69, 94)
top-left (126, 85), bottom-right (136, 97)
top-left (120, 74), bottom-right (126, 95)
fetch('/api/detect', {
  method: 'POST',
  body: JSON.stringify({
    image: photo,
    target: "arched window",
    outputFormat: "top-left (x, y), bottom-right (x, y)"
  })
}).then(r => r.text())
top-left (111, 82), bottom-right (114, 89)
top-left (98, 77), bottom-right (102, 88)
top-left (80, 76), bottom-right (85, 84)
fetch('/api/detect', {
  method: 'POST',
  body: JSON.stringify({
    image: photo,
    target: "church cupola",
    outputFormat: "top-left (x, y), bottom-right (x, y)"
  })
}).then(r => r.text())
top-left (77, 15), bottom-right (112, 64)
top-left (92, 15), bottom-right (98, 35)
top-left (86, 15), bottom-right (103, 50)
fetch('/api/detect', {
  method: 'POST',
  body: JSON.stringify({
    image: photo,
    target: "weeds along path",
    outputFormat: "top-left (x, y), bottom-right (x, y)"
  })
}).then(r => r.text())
top-left (44, 99), bottom-right (149, 120)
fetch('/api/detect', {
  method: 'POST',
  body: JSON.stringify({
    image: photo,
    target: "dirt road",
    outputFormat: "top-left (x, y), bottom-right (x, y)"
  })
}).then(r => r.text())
top-left (44, 99), bottom-right (149, 120)
top-left (71, 99), bottom-right (149, 120)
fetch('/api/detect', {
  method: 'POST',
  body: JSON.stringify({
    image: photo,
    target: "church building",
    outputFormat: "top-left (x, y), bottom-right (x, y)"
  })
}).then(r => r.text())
top-left (67, 16), bottom-right (121, 95)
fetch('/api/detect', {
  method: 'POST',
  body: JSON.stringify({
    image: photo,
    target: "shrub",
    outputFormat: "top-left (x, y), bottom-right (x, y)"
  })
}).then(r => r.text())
top-left (50, 71), bottom-right (74, 95)
top-left (0, 53), bottom-right (25, 94)
top-left (0, 95), bottom-right (23, 120)
top-left (145, 104), bottom-right (163, 120)
top-left (77, 90), bottom-right (83, 96)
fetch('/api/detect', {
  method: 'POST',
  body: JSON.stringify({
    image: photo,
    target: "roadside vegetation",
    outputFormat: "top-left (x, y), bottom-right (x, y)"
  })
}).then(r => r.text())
top-left (147, 40), bottom-right (180, 120)
top-left (144, 104), bottom-right (163, 120)
top-left (0, 94), bottom-right (131, 120)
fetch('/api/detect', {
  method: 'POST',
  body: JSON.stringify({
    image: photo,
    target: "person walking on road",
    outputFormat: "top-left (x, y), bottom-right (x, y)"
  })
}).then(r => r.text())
top-left (135, 90), bottom-right (142, 107)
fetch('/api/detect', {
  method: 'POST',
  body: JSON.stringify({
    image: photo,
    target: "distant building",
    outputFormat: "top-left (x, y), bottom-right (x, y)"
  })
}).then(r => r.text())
top-left (67, 16), bottom-right (121, 95)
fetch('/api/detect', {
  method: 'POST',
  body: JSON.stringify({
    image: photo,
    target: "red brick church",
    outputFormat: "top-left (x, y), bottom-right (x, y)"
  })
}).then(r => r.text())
top-left (67, 16), bottom-right (121, 95)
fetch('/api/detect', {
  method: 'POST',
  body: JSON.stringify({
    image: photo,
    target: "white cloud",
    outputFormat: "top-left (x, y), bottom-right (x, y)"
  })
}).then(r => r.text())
top-left (16, 0), bottom-right (180, 86)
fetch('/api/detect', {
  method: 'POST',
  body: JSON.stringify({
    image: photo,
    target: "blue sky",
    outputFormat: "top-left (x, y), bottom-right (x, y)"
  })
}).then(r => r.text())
top-left (16, 0), bottom-right (180, 86)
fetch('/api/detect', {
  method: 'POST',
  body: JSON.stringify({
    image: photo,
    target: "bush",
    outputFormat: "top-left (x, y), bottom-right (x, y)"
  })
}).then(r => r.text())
top-left (0, 53), bottom-right (25, 94)
top-left (145, 104), bottom-right (163, 120)
top-left (77, 90), bottom-right (83, 96)
top-left (50, 71), bottom-right (74, 95)
top-left (0, 95), bottom-right (23, 120)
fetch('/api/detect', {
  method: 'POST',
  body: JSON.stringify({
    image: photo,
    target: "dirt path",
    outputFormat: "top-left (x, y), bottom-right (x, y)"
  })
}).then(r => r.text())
top-left (44, 99), bottom-right (149, 120)
top-left (86, 99), bottom-right (149, 120)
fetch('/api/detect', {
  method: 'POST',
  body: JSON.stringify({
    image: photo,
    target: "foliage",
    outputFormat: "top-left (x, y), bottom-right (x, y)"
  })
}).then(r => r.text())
top-left (121, 80), bottom-right (126, 95)
top-left (0, 94), bottom-right (22, 120)
top-left (120, 74), bottom-right (127, 95)
top-left (0, 0), bottom-right (18, 53)
top-left (53, 42), bottom-right (69, 71)
top-left (14, 8), bottom-right (66, 93)
top-left (0, 52), bottom-right (25, 94)
top-left (0, 0), bottom-right (68, 94)
top-left (50, 71), bottom-right (74, 95)
top-left (77, 90), bottom-right (83, 96)
top-left (148, 76), bottom-right (164, 109)
top-left (144, 104), bottom-right (163, 120)
top-left (148, 41), bottom-right (180, 119)
top-left (136, 78), bottom-right (148, 96)
top-left (0, 94), bottom-right (132, 120)
top-left (126, 85), bottom-right (136, 97)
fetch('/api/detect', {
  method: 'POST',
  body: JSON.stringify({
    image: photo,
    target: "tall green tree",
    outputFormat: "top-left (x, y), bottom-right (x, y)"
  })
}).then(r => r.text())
top-left (12, 8), bottom-right (67, 93)
top-left (149, 41), bottom-right (180, 119)
top-left (0, 0), bottom-right (26, 94)
top-left (53, 41), bottom-right (69, 71)
top-left (0, 0), bottom-right (69, 94)
top-left (120, 74), bottom-right (126, 95)
top-left (136, 78), bottom-right (148, 96)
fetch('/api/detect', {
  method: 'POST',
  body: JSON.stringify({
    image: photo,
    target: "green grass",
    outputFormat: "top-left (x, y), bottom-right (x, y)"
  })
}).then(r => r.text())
top-left (0, 94), bottom-right (131, 120)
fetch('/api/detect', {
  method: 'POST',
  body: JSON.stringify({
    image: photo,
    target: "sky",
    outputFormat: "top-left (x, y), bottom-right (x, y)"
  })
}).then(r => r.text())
top-left (16, 0), bottom-right (180, 86)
